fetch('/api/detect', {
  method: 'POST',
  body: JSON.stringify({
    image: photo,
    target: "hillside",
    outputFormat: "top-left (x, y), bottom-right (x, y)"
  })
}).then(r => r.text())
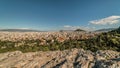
top-left (110, 27), bottom-right (120, 33)
top-left (82, 27), bottom-right (120, 51)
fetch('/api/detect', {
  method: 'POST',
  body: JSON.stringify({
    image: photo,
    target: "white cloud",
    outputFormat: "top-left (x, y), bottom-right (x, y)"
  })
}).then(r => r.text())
top-left (89, 16), bottom-right (120, 25)
top-left (63, 25), bottom-right (95, 31)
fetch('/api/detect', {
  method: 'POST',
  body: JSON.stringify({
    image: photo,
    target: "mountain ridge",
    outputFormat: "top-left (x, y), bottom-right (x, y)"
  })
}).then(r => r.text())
top-left (95, 28), bottom-right (117, 32)
top-left (0, 29), bottom-right (43, 32)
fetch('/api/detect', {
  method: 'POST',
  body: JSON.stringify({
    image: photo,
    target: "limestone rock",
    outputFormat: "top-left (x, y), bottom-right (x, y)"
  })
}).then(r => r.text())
top-left (0, 49), bottom-right (120, 68)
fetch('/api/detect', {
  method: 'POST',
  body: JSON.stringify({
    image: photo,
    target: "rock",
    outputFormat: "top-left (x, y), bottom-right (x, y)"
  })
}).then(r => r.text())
top-left (0, 48), bottom-right (120, 68)
top-left (96, 60), bottom-right (120, 68)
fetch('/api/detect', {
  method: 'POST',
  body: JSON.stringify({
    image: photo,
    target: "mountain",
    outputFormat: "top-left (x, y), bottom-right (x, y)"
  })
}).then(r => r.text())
top-left (95, 28), bottom-right (117, 32)
top-left (111, 26), bottom-right (120, 33)
top-left (0, 29), bottom-right (42, 32)
top-left (59, 29), bottom-right (86, 32)
top-left (74, 29), bottom-right (86, 32)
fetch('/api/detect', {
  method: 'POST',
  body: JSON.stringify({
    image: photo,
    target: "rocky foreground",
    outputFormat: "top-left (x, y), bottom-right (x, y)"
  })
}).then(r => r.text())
top-left (0, 49), bottom-right (120, 68)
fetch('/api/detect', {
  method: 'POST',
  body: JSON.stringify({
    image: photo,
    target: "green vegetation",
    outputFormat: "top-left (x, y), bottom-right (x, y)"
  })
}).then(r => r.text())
top-left (0, 27), bottom-right (120, 53)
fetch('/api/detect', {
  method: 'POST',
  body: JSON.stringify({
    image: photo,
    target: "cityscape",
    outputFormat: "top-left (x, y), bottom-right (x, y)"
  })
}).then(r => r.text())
top-left (0, 0), bottom-right (120, 68)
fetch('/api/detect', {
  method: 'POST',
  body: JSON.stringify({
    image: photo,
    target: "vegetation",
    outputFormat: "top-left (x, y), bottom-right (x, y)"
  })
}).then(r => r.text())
top-left (0, 27), bottom-right (120, 53)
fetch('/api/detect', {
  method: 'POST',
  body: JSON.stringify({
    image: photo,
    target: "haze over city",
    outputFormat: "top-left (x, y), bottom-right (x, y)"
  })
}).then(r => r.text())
top-left (0, 0), bottom-right (120, 31)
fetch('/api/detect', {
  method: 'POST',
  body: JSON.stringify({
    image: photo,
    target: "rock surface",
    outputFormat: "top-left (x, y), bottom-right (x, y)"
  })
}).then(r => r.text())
top-left (0, 49), bottom-right (120, 68)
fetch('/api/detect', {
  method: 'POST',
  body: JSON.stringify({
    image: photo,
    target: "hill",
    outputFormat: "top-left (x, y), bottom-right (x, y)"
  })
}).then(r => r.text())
top-left (95, 28), bottom-right (116, 32)
top-left (111, 27), bottom-right (120, 33)
top-left (74, 29), bottom-right (86, 32)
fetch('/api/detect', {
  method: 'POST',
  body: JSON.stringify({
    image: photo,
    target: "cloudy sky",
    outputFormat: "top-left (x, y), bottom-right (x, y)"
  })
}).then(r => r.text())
top-left (0, 0), bottom-right (120, 31)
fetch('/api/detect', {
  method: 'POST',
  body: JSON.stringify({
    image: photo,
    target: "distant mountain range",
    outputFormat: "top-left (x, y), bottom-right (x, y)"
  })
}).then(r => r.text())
top-left (95, 28), bottom-right (117, 32)
top-left (60, 28), bottom-right (116, 32)
top-left (0, 29), bottom-right (42, 32)
top-left (59, 29), bottom-right (86, 32)
top-left (0, 28), bottom-right (117, 32)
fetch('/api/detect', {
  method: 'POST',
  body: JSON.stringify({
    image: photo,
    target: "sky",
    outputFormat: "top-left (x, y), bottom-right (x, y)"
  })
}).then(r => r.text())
top-left (0, 0), bottom-right (120, 31)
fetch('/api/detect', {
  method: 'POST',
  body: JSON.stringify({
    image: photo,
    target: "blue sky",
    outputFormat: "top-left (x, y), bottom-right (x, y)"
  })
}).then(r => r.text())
top-left (0, 0), bottom-right (120, 31)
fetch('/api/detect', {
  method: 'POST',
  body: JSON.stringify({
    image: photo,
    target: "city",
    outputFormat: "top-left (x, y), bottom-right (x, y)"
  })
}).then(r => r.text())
top-left (0, 0), bottom-right (120, 68)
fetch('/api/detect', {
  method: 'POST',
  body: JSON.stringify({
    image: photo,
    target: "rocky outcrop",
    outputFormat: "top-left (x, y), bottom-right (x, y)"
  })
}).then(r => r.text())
top-left (0, 49), bottom-right (120, 68)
